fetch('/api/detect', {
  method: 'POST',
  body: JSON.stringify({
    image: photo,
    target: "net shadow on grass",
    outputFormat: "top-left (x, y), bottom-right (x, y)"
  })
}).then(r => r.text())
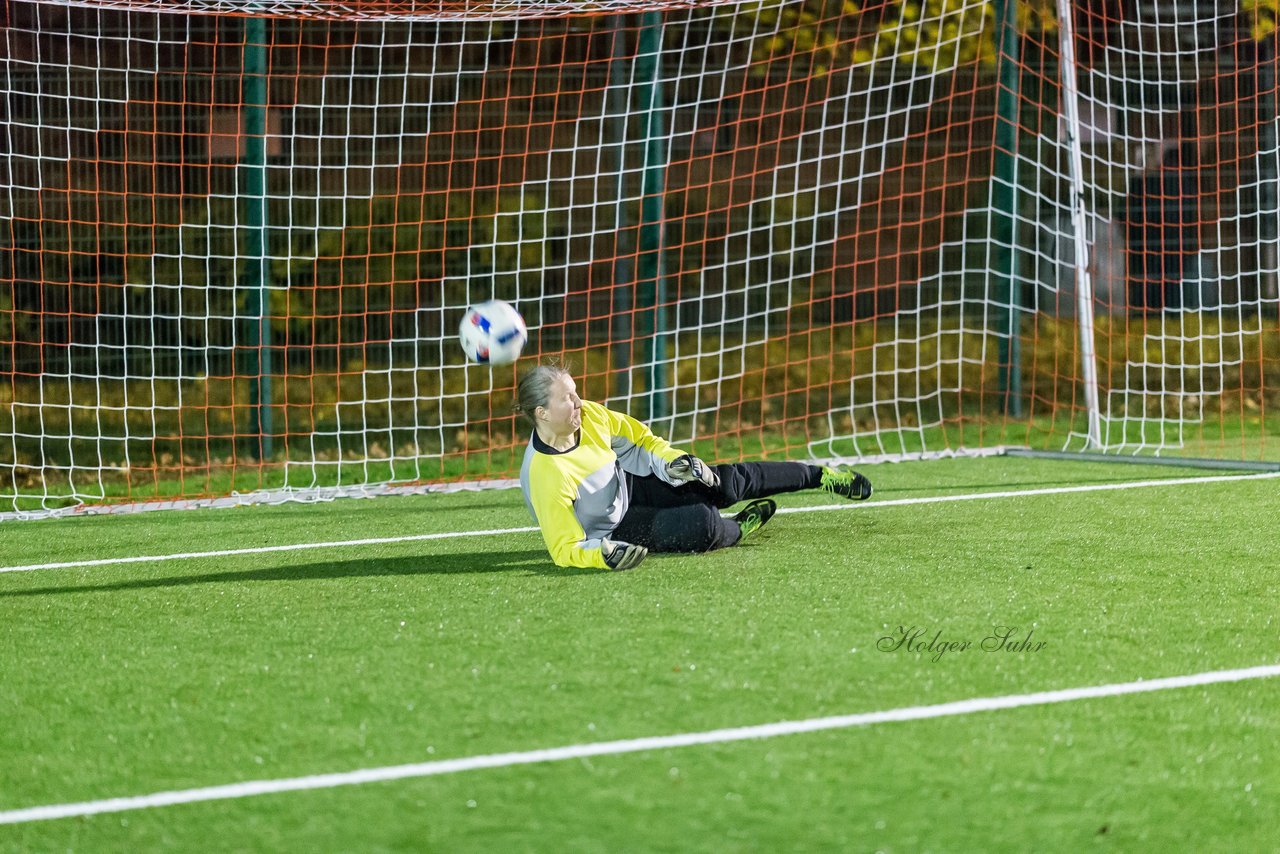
top-left (0, 549), bottom-right (599, 597)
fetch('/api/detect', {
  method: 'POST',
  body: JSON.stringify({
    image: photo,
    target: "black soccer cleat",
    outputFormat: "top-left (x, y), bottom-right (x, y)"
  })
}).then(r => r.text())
top-left (733, 498), bottom-right (777, 540)
top-left (819, 466), bottom-right (873, 500)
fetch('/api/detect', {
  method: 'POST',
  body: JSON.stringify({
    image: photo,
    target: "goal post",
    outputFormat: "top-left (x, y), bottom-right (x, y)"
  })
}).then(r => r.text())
top-left (1054, 0), bottom-right (1103, 451)
top-left (2, 0), bottom-right (1278, 519)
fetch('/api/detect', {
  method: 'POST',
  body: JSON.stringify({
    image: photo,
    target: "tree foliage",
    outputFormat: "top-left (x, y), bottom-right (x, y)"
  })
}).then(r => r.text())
top-left (725, 0), bottom-right (1058, 75)
top-left (730, 0), bottom-right (1279, 76)
top-left (1243, 0), bottom-right (1279, 40)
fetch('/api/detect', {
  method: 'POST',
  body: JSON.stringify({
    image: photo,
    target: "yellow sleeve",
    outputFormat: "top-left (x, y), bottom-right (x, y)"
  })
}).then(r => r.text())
top-left (593, 402), bottom-right (685, 465)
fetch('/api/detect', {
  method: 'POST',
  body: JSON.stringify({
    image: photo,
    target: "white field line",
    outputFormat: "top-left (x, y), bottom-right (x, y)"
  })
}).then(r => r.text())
top-left (2, 470), bottom-right (1277, 575)
top-left (0, 527), bottom-right (538, 574)
top-left (773, 470), bottom-right (1280, 515)
top-left (2, 662), bottom-right (1277, 826)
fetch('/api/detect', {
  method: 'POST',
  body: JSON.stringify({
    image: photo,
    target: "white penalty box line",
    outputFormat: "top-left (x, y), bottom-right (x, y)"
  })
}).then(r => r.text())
top-left (2, 470), bottom-right (1278, 575)
top-left (1, 662), bottom-right (1278, 825)
top-left (0, 526), bottom-right (539, 575)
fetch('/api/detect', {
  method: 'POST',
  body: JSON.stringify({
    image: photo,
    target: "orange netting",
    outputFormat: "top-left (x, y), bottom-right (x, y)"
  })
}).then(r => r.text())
top-left (2, 0), bottom-right (1277, 517)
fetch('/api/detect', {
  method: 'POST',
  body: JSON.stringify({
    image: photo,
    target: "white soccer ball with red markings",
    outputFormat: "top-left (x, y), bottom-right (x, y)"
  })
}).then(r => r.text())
top-left (458, 299), bottom-right (528, 365)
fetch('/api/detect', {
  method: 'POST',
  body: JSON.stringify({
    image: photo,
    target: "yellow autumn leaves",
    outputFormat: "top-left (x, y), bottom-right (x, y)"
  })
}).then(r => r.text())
top-left (733, 0), bottom-right (1274, 76)
top-left (1242, 0), bottom-right (1278, 40)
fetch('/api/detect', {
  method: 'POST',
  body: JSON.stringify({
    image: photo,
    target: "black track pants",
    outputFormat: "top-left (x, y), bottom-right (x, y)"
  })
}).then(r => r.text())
top-left (610, 461), bottom-right (822, 554)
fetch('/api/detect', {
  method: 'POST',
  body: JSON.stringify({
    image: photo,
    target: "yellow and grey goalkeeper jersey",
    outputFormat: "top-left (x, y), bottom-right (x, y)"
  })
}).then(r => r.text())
top-left (520, 400), bottom-right (686, 569)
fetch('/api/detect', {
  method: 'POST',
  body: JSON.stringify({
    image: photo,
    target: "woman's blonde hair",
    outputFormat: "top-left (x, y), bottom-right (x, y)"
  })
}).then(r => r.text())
top-left (512, 359), bottom-right (573, 425)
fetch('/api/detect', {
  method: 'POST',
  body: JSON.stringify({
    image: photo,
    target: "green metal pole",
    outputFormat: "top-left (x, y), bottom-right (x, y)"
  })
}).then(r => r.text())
top-left (635, 11), bottom-right (669, 422)
top-left (992, 0), bottom-right (1022, 417)
top-left (242, 17), bottom-right (272, 459)
top-left (609, 13), bottom-right (634, 400)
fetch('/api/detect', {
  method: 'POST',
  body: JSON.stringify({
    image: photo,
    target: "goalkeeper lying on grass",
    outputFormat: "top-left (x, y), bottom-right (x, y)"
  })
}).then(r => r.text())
top-left (514, 363), bottom-right (873, 571)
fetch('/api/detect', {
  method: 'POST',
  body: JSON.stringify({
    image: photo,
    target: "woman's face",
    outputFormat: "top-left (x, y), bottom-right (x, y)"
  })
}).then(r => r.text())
top-left (538, 374), bottom-right (582, 437)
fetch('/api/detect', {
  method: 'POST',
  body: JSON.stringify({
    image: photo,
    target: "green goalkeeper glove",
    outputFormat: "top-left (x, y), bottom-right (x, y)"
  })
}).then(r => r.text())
top-left (665, 454), bottom-right (720, 489)
top-left (601, 538), bottom-right (647, 571)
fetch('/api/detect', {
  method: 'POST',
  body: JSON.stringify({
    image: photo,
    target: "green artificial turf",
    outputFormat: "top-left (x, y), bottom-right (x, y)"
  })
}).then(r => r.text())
top-left (1, 456), bottom-right (1277, 851)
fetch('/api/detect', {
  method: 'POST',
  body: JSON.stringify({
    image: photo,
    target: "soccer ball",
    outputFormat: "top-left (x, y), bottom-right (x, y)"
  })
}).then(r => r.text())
top-left (458, 299), bottom-right (528, 365)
